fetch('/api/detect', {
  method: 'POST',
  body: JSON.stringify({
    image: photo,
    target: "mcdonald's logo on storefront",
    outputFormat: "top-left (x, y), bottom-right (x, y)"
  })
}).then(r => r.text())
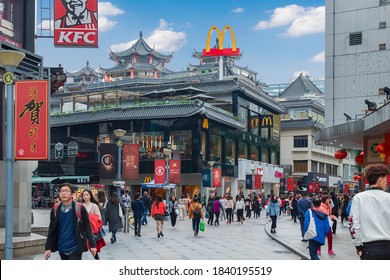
top-left (144, 176), bottom-right (152, 183)
top-left (261, 115), bottom-right (273, 128)
top-left (202, 25), bottom-right (240, 57)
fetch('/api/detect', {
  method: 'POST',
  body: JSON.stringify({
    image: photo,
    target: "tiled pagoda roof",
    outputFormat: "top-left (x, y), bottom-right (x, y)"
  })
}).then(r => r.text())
top-left (279, 74), bottom-right (323, 101)
top-left (66, 61), bottom-right (100, 78)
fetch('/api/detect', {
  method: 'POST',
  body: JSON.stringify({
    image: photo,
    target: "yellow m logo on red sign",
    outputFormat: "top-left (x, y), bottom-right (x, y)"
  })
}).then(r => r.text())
top-left (203, 25), bottom-right (240, 57)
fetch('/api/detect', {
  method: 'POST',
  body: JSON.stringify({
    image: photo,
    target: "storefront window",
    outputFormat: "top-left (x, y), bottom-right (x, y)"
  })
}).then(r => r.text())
top-left (250, 145), bottom-right (259, 161)
top-left (225, 139), bottom-right (235, 165)
top-left (239, 142), bottom-right (248, 159)
top-left (261, 148), bottom-right (268, 162)
top-left (237, 106), bottom-right (248, 130)
top-left (200, 132), bottom-right (206, 160)
top-left (250, 111), bottom-right (259, 135)
top-left (210, 134), bottom-right (222, 162)
top-left (171, 130), bottom-right (192, 159)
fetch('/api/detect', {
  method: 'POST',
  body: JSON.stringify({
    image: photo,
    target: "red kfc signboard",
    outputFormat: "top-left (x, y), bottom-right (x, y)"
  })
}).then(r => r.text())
top-left (54, 0), bottom-right (98, 47)
top-left (14, 81), bottom-right (49, 160)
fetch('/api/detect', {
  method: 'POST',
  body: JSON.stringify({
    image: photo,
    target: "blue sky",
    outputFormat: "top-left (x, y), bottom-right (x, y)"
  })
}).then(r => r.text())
top-left (36, 0), bottom-right (325, 84)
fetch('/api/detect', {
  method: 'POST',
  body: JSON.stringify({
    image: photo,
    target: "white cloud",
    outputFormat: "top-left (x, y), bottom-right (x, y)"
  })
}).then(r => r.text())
top-left (311, 51), bottom-right (325, 63)
top-left (98, 2), bottom-right (125, 32)
top-left (231, 7), bottom-right (244, 14)
top-left (98, 2), bottom-right (125, 17)
top-left (110, 19), bottom-right (188, 53)
top-left (254, 5), bottom-right (325, 37)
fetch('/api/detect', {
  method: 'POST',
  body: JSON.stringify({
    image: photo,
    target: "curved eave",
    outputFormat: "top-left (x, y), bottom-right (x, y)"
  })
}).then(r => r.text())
top-left (241, 86), bottom-right (286, 114)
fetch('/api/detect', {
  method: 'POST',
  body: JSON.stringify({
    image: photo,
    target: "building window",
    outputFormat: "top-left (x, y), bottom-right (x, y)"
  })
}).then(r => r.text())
top-left (349, 32), bottom-right (362, 46)
top-left (379, 43), bottom-right (386, 50)
top-left (237, 106), bottom-right (248, 131)
top-left (225, 139), bottom-right (235, 165)
top-left (200, 132), bottom-right (206, 160)
top-left (380, 0), bottom-right (390, 6)
top-left (311, 160), bottom-right (318, 172)
top-left (294, 160), bottom-right (308, 173)
top-left (238, 142), bottom-right (248, 159)
top-left (319, 162), bottom-right (325, 173)
top-left (294, 135), bottom-right (308, 148)
top-left (261, 148), bottom-right (268, 163)
top-left (379, 21), bottom-right (386, 29)
top-left (210, 134), bottom-right (222, 162)
top-left (250, 146), bottom-right (259, 161)
top-left (171, 131), bottom-right (192, 160)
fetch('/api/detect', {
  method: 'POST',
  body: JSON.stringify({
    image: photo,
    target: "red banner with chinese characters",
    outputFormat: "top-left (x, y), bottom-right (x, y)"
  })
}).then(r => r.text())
top-left (122, 144), bottom-right (139, 180)
top-left (212, 168), bottom-right (222, 187)
top-left (386, 133), bottom-right (390, 164)
top-left (14, 80), bottom-right (49, 160)
top-left (54, 0), bottom-right (98, 47)
top-left (287, 177), bottom-right (294, 191)
top-left (308, 182), bottom-right (314, 193)
top-left (154, 159), bottom-right (166, 184)
top-left (169, 160), bottom-right (181, 185)
top-left (254, 174), bottom-right (261, 189)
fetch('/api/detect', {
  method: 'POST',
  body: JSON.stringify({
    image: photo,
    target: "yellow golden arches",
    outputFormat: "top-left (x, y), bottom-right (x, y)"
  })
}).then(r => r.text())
top-left (205, 25), bottom-right (237, 53)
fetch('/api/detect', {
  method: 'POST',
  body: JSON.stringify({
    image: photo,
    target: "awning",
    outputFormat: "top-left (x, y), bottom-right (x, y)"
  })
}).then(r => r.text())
top-left (141, 180), bottom-right (176, 189)
top-left (32, 176), bottom-right (59, 184)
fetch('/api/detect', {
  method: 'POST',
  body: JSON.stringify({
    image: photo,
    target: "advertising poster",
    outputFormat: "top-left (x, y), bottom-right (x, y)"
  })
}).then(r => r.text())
top-left (99, 143), bottom-right (116, 179)
top-left (122, 144), bottom-right (139, 180)
top-left (0, 0), bottom-right (23, 48)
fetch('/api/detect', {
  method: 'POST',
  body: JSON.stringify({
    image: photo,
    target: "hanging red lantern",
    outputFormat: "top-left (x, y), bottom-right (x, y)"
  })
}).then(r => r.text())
top-left (360, 151), bottom-right (364, 156)
top-left (334, 149), bottom-right (348, 160)
top-left (355, 154), bottom-right (364, 165)
top-left (376, 143), bottom-right (386, 154)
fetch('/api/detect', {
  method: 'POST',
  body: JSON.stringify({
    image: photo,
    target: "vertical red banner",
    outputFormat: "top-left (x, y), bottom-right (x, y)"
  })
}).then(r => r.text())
top-left (122, 144), bottom-right (139, 180)
top-left (212, 168), bottom-right (222, 187)
top-left (54, 0), bottom-right (98, 47)
top-left (169, 160), bottom-right (181, 185)
top-left (386, 133), bottom-right (390, 164)
top-left (154, 159), bottom-right (166, 184)
top-left (308, 182), bottom-right (314, 193)
top-left (254, 174), bottom-right (261, 189)
top-left (287, 177), bottom-right (294, 191)
top-left (14, 80), bottom-right (49, 160)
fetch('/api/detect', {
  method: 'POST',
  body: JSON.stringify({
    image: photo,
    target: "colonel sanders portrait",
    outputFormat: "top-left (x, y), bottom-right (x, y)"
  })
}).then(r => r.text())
top-left (55, 0), bottom-right (98, 28)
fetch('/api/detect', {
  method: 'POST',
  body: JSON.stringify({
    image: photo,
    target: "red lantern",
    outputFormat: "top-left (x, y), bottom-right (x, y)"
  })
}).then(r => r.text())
top-left (334, 149), bottom-right (348, 160)
top-left (355, 154), bottom-right (364, 165)
top-left (360, 151), bottom-right (364, 156)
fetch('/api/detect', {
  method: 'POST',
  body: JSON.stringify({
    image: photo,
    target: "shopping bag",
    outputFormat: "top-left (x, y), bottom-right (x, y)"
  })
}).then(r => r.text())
top-left (199, 220), bottom-right (205, 232)
top-left (303, 209), bottom-right (317, 240)
top-left (205, 211), bottom-right (209, 219)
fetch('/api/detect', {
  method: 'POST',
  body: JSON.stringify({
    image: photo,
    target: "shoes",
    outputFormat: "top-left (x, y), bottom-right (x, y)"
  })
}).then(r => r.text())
top-left (160, 232), bottom-right (164, 237)
top-left (114, 236), bottom-right (117, 242)
top-left (301, 239), bottom-right (308, 242)
top-left (137, 234), bottom-right (141, 237)
top-left (194, 230), bottom-right (196, 236)
top-left (317, 249), bottom-right (321, 255)
top-left (172, 227), bottom-right (175, 229)
top-left (110, 237), bottom-right (115, 243)
top-left (158, 233), bottom-right (160, 238)
top-left (271, 228), bottom-right (276, 233)
top-left (328, 250), bottom-right (336, 256)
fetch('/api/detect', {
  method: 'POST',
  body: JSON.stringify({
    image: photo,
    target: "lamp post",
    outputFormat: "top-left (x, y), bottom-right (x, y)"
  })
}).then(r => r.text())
top-left (208, 160), bottom-right (215, 196)
top-left (113, 129), bottom-right (127, 195)
top-left (0, 50), bottom-right (26, 260)
top-left (163, 146), bottom-right (172, 204)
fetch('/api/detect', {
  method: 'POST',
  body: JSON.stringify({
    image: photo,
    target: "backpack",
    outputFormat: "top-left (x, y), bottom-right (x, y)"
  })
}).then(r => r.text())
top-left (53, 202), bottom-right (82, 222)
top-left (193, 205), bottom-right (201, 220)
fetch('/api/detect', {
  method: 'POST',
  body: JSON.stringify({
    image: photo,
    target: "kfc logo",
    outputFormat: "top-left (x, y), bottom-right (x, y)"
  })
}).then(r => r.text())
top-left (155, 166), bottom-right (165, 176)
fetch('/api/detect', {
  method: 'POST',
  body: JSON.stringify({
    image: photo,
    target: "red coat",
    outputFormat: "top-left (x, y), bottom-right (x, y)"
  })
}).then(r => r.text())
top-left (88, 214), bottom-right (106, 252)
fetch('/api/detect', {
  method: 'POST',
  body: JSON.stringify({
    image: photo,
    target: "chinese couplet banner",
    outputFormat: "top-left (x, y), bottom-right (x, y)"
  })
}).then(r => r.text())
top-left (122, 144), bottom-right (139, 180)
top-left (169, 160), bottom-right (181, 185)
top-left (14, 80), bottom-right (49, 160)
top-left (154, 159), bottom-right (166, 184)
top-left (54, 0), bottom-right (98, 47)
top-left (254, 174), bottom-right (261, 189)
top-left (99, 144), bottom-right (117, 179)
top-left (212, 168), bottom-right (222, 187)
top-left (287, 177), bottom-right (295, 191)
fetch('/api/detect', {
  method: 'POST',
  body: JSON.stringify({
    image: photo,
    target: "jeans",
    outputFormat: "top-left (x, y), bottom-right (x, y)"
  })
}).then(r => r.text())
top-left (226, 208), bottom-right (233, 223)
top-left (299, 216), bottom-right (305, 238)
top-left (214, 212), bottom-right (220, 225)
top-left (361, 241), bottom-right (390, 260)
top-left (59, 251), bottom-right (82, 260)
top-left (170, 212), bottom-right (177, 227)
top-left (308, 239), bottom-right (321, 260)
top-left (134, 217), bottom-right (142, 236)
top-left (192, 218), bottom-right (200, 235)
top-left (141, 209), bottom-right (148, 225)
top-left (270, 215), bottom-right (277, 229)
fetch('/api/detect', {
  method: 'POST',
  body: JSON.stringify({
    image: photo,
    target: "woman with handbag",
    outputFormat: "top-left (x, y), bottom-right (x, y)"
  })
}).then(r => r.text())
top-left (105, 192), bottom-right (123, 244)
top-left (189, 197), bottom-right (204, 236)
top-left (81, 189), bottom-right (106, 260)
top-left (168, 196), bottom-right (179, 229)
top-left (151, 195), bottom-right (167, 238)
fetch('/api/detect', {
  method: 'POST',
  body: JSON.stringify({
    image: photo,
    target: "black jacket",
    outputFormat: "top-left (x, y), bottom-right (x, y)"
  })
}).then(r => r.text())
top-left (45, 201), bottom-right (96, 253)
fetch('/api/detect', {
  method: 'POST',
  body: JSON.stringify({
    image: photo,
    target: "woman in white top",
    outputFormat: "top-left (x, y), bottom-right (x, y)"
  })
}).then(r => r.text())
top-left (82, 189), bottom-right (104, 259)
top-left (236, 196), bottom-right (245, 224)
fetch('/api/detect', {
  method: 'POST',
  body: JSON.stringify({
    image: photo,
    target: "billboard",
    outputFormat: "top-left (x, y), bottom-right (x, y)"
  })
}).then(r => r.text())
top-left (0, 0), bottom-right (24, 48)
top-left (54, 0), bottom-right (98, 47)
top-left (14, 80), bottom-right (49, 160)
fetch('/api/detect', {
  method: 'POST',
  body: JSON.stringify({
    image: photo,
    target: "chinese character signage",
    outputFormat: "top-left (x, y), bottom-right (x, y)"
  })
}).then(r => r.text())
top-left (213, 168), bottom-right (222, 187)
top-left (254, 174), bottom-right (261, 189)
top-left (122, 144), bottom-right (139, 180)
top-left (14, 80), bottom-right (49, 160)
top-left (169, 160), bottom-right (181, 185)
top-left (54, 0), bottom-right (98, 47)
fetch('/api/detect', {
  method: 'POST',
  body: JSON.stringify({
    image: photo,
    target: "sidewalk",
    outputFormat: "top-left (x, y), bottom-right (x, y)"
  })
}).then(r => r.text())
top-left (264, 214), bottom-right (359, 260)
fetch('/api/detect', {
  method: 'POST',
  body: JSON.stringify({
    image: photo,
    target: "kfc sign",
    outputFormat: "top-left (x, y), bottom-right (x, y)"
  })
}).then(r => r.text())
top-left (54, 0), bottom-right (98, 47)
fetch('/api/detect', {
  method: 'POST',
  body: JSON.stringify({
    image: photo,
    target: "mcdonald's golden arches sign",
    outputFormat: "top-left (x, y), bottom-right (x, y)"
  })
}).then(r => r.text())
top-left (261, 115), bottom-right (273, 128)
top-left (203, 25), bottom-right (240, 57)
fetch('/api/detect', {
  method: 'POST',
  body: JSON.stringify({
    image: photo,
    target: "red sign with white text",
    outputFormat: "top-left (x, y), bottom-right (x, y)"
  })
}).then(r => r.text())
top-left (254, 174), bottom-right (261, 189)
top-left (169, 160), bottom-right (181, 185)
top-left (14, 80), bottom-right (49, 160)
top-left (212, 168), bottom-right (222, 187)
top-left (122, 144), bottom-right (139, 180)
top-left (54, 0), bottom-right (98, 47)
top-left (154, 159), bottom-right (166, 184)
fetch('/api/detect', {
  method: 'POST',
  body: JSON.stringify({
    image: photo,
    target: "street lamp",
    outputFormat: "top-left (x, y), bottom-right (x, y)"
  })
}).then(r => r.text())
top-left (113, 129), bottom-right (127, 194)
top-left (208, 160), bottom-right (215, 196)
top-left (0, 50), bottom-right (26, 260)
